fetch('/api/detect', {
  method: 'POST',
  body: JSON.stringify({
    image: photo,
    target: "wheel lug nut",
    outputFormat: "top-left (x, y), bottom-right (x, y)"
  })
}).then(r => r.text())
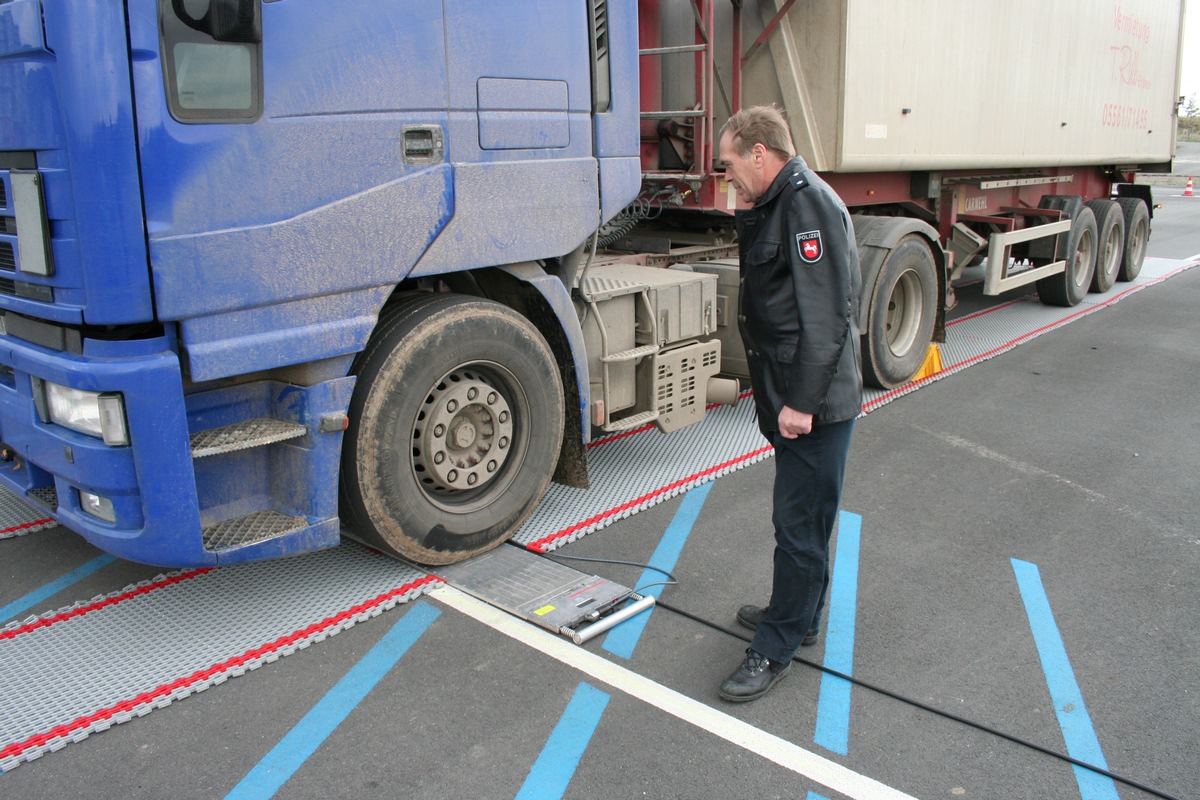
top-left (487, 461), bottom-right (497, 472)
top-left (487, 392), bottom-right (497, 405)
top-left (434, 424), bottom-right (445, 437)
top-left (434, 452), bottom-right (444, 464)
top-left (447, 469), bottom-right (458, 482)
top-left (499, 411), bottom-right (509, 423)
top-left (467, 474), bottom-right (478, 485)
top-left (499, 437), bottom-right (509, 449)
top-left (447, 400), bottom-right (458, 412)
top-left (467, 388), bottom-right (478, 400)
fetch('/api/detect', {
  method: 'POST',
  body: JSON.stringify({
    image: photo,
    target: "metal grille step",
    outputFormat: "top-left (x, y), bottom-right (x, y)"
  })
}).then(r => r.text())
top-left (190, 418), bottom-right (306, 459)
top-left (202, 510), bottom-right (307, 551)
top-left (27, 485), bottom-right (58, 511)
top-left (604, 409), bottom-right (659, 431)
top-left (601, 344), bottom-right (658, 363)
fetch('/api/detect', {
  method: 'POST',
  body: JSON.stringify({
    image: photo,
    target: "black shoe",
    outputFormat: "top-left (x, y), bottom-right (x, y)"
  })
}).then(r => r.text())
top-left (735, 605), bottom-right (819, 646)
top-left (718, 649), bottom-right (790, 703)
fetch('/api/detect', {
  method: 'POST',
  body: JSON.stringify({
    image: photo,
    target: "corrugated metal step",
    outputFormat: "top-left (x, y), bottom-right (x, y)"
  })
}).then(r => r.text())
top-left (190, 418), bottom-right (307, 459)
top-left (26, 485), bottom-right (58, 512)
top-left (604, 409), bottom-right (659, 432)
top-left (202, 510), bottom-right (308, 551)
top-left (601, 344), bottom-right (659, 363)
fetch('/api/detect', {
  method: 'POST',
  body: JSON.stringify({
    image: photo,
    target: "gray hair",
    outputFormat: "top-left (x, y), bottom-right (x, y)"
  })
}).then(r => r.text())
top-left (720, 105), bottom-right (796, 160)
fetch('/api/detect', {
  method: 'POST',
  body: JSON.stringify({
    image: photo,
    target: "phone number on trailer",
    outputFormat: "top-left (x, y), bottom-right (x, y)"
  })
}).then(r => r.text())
top-left (1101, 103), bottom-right (1149, 129)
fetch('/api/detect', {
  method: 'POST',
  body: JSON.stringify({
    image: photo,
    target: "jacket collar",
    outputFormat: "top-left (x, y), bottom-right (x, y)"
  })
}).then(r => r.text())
top-left (753, 155), bottom-right (809, 209)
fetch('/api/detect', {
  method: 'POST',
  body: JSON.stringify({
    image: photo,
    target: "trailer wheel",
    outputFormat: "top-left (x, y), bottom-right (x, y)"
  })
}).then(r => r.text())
top-left (1115, 197), bottom-right (1150, 281)
top-left (1085, 199), bottom-right (1125, 294)
top-left (860, 235), bottom-right (939, 389)
top-left (1036, 207), bottom-right (1097, 307)
top-left (340, 294), bottom-right (564, 565)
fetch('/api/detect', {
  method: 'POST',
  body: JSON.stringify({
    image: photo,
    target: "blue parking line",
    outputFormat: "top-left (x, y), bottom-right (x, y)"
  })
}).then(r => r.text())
top-left (514, 683), bottom-right (611, 800)
top-left (602, 481), bottom-right (713, 659)
top-left (0, 554), bottom-right (117, 624)
top-left (813, 511), bottom-right (862, 756)
top-left (224, 601), bottom-right (441, 800)
top-left (515, 485), bottom-right (712, 799)
top-left (1011, 559), bottom-right (1119, 800)
top-left (806, 793), bottom-right (831, 800)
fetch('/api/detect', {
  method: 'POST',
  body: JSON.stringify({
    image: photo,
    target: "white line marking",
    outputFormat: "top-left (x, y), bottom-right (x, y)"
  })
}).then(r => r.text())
top-left (429, 586), bottom-right (918, 800)
top-left (913, 427), bottom-right (1108, 501)
top-left (912, 424), bottom-right (1192, 541)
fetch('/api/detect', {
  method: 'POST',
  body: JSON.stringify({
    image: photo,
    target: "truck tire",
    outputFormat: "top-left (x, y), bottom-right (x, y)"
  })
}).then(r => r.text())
top-left (1085, 199), bottom-right (1125, 294)
top-left (340, 293), bottom-right (564, 565)
top-left (1036, 206), bottom-right (1097, 307)
top-left (860, 234), bottom-right (939, 389)
top-left (1115, 197), bottom-right (1150, 281)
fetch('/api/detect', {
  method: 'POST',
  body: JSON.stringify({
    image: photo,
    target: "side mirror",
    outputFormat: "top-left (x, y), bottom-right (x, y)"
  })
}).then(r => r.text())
top-left (171, 0), bottom-right (261, 43)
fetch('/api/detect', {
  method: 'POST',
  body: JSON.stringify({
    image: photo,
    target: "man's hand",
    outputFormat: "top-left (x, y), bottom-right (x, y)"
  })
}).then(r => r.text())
top-left (777, 405), bottom-right (813, 438)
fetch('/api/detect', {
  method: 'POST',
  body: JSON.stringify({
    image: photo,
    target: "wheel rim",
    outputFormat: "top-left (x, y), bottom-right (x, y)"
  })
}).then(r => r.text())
top-left (1130, 219), bottom-right (1148, 267)
top-left (1099, 225), bottom-right (1121, 278)
top-left (1072, 228), bottom-right (1095, 288)
top-left (885, 268), bottom-right (924, 357)
top-left (411, 362), bottom-right (525, 514)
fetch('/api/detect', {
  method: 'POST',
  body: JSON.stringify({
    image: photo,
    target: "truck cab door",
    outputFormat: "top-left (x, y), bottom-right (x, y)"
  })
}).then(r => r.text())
top-left (129, 0), bottom-right (454, 381)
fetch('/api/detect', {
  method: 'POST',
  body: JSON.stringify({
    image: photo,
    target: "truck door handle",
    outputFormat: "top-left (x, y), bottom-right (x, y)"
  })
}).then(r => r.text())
top-left (402, 126), bottom-right (445, 165)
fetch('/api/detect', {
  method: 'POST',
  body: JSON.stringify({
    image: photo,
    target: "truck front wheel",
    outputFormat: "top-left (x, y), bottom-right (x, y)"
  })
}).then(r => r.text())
top-left (340, 294), bottom-right (564, 565)
top-left (860, 235), bottom-right (939, 389)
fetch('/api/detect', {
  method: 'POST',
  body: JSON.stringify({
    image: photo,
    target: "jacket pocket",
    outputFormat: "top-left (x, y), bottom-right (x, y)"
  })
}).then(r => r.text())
top-left (744, 241), bottom-right (780, 267)
top-left (776, 338), bottom-right (798, 364)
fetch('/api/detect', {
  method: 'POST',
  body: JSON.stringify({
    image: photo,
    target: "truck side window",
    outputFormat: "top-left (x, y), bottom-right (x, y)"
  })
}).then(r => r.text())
top-left (160, 0), bottom-right (263, 122)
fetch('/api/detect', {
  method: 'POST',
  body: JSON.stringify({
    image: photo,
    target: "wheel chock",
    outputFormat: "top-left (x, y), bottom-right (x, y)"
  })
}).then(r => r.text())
top-left (912, 343), bottom-right (943, 382)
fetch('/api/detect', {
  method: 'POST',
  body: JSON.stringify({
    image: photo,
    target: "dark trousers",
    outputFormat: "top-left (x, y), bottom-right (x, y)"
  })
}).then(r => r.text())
top-left (750, 417), bottom-right (855, 664)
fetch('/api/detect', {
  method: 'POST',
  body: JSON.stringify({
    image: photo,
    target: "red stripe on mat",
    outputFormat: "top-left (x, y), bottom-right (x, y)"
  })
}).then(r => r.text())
top-left (0, 574), bottom-right (440, 763)
top-left (1, 518), bottom-right (55, 536)
top-left (526, 445), bottom-right (774, 552)
top-left (587, 390), bottom-right (756, 450)
top-left (865, 264), bottom-right (1196, 413)
top-left (0, 569), bottom-right (213, 641)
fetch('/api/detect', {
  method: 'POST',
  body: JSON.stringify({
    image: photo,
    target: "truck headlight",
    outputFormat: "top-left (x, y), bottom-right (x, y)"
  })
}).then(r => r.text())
top-left (34, 380), bottom-right (129, 446)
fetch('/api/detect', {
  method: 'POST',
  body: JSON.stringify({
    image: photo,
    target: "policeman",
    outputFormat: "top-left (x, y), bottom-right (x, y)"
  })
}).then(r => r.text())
top-left (716, 106), bottom-right (862, 703)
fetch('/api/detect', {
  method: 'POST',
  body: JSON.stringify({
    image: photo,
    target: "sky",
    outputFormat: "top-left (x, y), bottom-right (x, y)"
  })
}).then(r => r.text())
top-left (1182, 5), bottom-right (1199, 101)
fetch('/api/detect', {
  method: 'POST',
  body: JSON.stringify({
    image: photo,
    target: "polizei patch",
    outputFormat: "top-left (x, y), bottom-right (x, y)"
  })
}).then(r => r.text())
top-left (796, 230), bottom-right (823, 263)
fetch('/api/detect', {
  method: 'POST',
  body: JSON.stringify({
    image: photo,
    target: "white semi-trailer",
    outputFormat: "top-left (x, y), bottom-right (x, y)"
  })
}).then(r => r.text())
top-left (635, 0), bottom-right (1183, 387)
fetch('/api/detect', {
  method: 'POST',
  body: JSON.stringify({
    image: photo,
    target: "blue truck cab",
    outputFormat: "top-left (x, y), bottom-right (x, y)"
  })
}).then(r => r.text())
top-left (0, 0), bottom-right (640, 566)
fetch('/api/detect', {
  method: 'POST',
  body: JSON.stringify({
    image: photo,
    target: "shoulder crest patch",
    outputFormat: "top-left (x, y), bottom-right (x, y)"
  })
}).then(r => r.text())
top-left (796, 230), bottom-right (823, 263)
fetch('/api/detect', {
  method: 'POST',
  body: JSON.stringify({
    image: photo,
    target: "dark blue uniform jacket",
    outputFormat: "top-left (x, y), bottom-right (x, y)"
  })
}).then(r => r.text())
top-left (735, 156), bottom-right (863, 435)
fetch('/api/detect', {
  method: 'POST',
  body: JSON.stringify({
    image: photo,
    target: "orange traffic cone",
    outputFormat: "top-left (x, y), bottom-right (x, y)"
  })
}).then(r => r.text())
top-left (1186, 176), bottom-right (1194, 197)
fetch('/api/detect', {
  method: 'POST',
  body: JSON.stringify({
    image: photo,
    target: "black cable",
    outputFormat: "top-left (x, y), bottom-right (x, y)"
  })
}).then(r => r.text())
top-left (529, 544), bottom-right (1181, 800)
top-left (541, 550), bottom-right (678, 597)
top-left (654, 598), bottom-right (1183, 800)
